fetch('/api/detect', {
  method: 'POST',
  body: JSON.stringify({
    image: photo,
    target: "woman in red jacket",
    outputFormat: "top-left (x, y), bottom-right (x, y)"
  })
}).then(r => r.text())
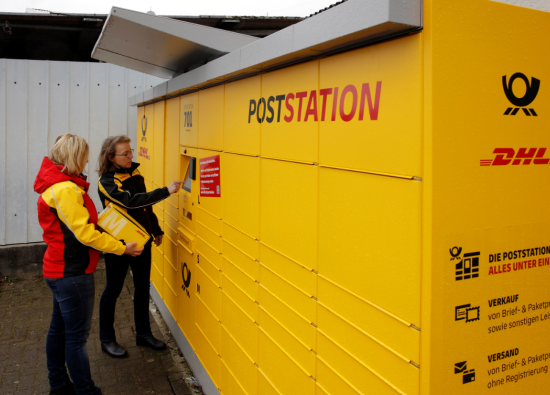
top-left (35, 134), bottom-right (143, 395)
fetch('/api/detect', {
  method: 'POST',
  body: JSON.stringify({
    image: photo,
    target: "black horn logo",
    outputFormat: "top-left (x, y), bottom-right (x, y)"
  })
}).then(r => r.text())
top-left (141, 115), bottom-right (148, 141)
top-left (502, 73), bottom-right (540, 116)
top-left (181, 262), bottom-right (191, 289)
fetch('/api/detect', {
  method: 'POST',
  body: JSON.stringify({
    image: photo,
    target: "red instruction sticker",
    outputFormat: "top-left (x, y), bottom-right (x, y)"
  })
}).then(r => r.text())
top-left (199, 155), bottom-right (221, 197)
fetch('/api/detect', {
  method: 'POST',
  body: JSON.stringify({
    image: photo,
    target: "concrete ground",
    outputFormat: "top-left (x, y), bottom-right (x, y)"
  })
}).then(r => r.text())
top-left (0, 261), bottom-right (202, 395)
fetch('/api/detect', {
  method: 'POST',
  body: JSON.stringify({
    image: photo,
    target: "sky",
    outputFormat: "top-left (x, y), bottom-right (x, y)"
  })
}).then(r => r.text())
top-left (1, 0), bottom-right (342, 17)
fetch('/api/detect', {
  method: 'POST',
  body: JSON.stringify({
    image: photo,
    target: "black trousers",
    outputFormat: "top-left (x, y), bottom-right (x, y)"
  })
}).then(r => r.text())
top-left (99, 242), bottom-right (152, 342)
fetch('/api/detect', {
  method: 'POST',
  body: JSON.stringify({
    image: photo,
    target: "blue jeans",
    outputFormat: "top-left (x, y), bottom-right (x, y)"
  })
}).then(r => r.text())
top-left (45, 274), bottom-right (102, 395)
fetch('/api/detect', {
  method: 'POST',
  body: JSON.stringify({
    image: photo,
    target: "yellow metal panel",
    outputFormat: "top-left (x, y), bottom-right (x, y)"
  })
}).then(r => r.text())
top-left (152, 204), bottom-right (163, 222)
top-left (153, 246), bottom-right (164, 275)
top-left (164, 237), bottom-right (177, 273)
top-left (222, 240), bottom-right (259, 284)
top-left (261, 61), bottom-right (318, 163)
top-left (165, 197), bottom-right (179, 219)
top-left (153, 101), bottom-right (165, 185)
top-left (224, 76), bottom-right (261, 156)
top-left (197, 236), bottom-right (222, 272)
top-left (197, 149), bottom-right (223, 218)
top-left (164, 211), bottom-right (177, 235)
top-left (194, 324), bottom-right (221, 389)
top-left (180, 92), bottom-right (198, 148)
top-left (151, 261), bottom-right (163, 298)
top-left (198, 85), bottom-right (224, 151)
top-left (258, 370), bottom-right (282, 395)
top-left (314, 383), bottom-right (331, 395)
top-left (316, 358), bottom-right (361, 395)
top-left (177, 226), bottom-right (195, 255)
top-left (197, 221), bottom-right (222, 253)
top-left (221, 326), bottom-right (258, 395)
top-left (221, 361), bottom-right (248, 395)
top-left (258, 307), bottom-right (315, 377)
top-left (222, 252), bottom-right (258, 303)
top-left (163, 276), bottom-right (177, 318)
top-left (318, 277), bottom-right (419, 365)
top-left (144, 178), bottom-right (152, 192)
top-left (137, 104), bottom-right (154, 181)
top-left (222, 153), bottom-right (260, 239)
top-left (222, 293), bottom-right (258, 362)
top-left (260, 158), bottom-right (318, 270)
top-left (155, 218), bottom-right (164, 254)
top-left (260, 243), bottom-right (316, 298)
top-left (197, 251), bottom-right (222, 288)
top-left (196, 264), bottom-right (221, 319)
top-left (177, 243), bottom-right (196, 347)
top-left (258, 286), bottom-right (315, 351)
top-left (259, 264), bottom-right (316, 325)
top-left (163, 222), bottom-right (177, 245)
top-left (222, 270), bottom-right (258, 322)
top-left (152, 183), bottom-right (165, 210)
top-left (258, 329), bottom-right (315, 395)
top-left (318, 304), bottom-right (418, 395)
top-left (319, 167), bottom-right (420, 325)
top-left (196, 295), bottom-right (221, 353)
top-left (319, 34), bottom-right (422, 176)
top-left (165, 97), bottom-right (180, 190)
top-left (317, 332), bottom-right (399, 395)
top-left (423, 3), bottom-right (550, 394)
top-left (166, 193), bottom-right (179, 209)
top-left (197, 207), bottom-right (222, 236)
top-left (222, 223), bottom-right (259, 261)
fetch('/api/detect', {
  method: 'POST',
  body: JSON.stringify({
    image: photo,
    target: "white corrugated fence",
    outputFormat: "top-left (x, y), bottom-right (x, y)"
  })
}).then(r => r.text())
top-left (0, 59), bottom-right (166, 246)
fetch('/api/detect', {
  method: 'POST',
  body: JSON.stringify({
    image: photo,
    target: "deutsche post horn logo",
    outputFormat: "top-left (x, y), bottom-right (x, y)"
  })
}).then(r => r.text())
top-left (141, 115), bottom-right (148, 141)
top-left (503, 73), bottom-right (540, 116)
top-left (181, 262), bottom-right (191, 290)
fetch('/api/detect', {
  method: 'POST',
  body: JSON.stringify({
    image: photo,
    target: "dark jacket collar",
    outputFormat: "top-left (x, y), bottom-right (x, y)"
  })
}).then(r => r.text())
top-left (114, 162), bottom-right (140, 174)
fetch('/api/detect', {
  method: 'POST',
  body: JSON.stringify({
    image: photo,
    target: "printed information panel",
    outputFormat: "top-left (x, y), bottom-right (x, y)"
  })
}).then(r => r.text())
top-left (200, 155), bottom-right (221, 197)
top-left (439, 223), bottom-right (550, 394)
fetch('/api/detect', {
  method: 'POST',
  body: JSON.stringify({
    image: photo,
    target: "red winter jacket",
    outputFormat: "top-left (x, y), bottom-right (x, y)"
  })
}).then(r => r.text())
top-left (34, 157), bottom-right (126, 279)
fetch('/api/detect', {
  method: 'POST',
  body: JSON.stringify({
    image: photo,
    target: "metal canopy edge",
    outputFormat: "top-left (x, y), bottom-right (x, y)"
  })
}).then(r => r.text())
top-left (129, 0), bottom-right (422, 105)
top-left (91, 7), bottom-right (260, 79)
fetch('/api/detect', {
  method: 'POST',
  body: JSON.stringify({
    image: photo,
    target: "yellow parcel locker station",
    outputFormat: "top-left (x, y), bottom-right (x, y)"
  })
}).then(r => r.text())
top-left (111, 1), bottom-right (550, 394)
top-left (97, 205), bottom-right (150, 249)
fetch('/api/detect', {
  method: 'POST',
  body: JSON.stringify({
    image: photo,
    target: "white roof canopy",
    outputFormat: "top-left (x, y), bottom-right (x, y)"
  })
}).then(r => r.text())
top-left (91, 7), bottom-right (260, 79)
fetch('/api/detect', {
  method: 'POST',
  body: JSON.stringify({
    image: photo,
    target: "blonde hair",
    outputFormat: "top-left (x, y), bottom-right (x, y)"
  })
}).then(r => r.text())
top-left (97, 135), bottom-right (132, 176)
top-left (49, 134), bottom-right (89, 175)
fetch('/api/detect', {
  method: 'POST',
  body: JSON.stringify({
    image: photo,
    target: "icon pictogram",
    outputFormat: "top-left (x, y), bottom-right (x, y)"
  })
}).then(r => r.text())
top-left (455, 304), bottom-right (480, 323)
top-left (502, 73), bottom-right (540, 116)
top-left (454, 361), bottom-right (476, 384)
top-left (141, 115), bottom-right (148, 141)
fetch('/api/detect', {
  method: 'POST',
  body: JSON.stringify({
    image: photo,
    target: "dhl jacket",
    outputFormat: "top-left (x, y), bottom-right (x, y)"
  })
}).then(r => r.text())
top-left (98, 162), bottom-right (168, 238)
top-left (34, 157), bottom-right (126, 279)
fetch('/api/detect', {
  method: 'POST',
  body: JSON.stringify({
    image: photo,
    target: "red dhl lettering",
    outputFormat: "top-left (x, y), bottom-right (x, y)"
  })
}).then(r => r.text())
top-left (480, 148), bottom-right (550, 166)
top-left (138, 147), bottom-right (150, 160)
top-left (248, 82), bottom-right (382, 124)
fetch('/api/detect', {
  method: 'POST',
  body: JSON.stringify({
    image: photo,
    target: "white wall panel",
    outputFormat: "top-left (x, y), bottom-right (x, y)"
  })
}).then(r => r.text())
top-left (0, 60), bottom-right (6, 245)
top-left (108, 64), bottom-right (127, 137)
top-left (27, 61), bottom-right (50, 243)
top-left (6, 60), bottom-right (28, 244)
top-left (48, 62), bottom-right (69, 149)
top-left (0, 59), bottom-right (166, 245)
top-left (88, 63), bottom-right (109, 213)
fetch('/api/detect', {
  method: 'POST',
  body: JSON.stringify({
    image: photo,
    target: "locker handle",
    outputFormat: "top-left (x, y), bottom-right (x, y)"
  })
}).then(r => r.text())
top-left (177, 239), bottom-right (194, 255)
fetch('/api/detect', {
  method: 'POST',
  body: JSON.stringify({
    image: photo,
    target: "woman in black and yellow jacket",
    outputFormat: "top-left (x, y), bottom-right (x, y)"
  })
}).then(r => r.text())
top-left (97, 135), bottom-right (182, 358)
top-left (35, 134), bottom-right (143, 395)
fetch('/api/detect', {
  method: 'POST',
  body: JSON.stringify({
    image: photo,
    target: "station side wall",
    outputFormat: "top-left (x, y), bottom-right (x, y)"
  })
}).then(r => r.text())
top-left (422, 1), bottom-right (550, 394)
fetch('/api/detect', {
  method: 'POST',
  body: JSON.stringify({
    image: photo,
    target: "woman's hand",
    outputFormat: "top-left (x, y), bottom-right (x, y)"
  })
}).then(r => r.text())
top-left (154, 235), bottom-right (163, 247)
top-left (124, 242), bottom-right (144, 257)
top-left (167, 181), bottom-right (184, 194)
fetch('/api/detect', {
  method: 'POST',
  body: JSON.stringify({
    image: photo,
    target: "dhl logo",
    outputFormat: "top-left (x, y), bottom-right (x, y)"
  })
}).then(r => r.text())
top-left (480, 148), bottom-right (550, 166)
top-left (248, 82), bottom-right (382, 124)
